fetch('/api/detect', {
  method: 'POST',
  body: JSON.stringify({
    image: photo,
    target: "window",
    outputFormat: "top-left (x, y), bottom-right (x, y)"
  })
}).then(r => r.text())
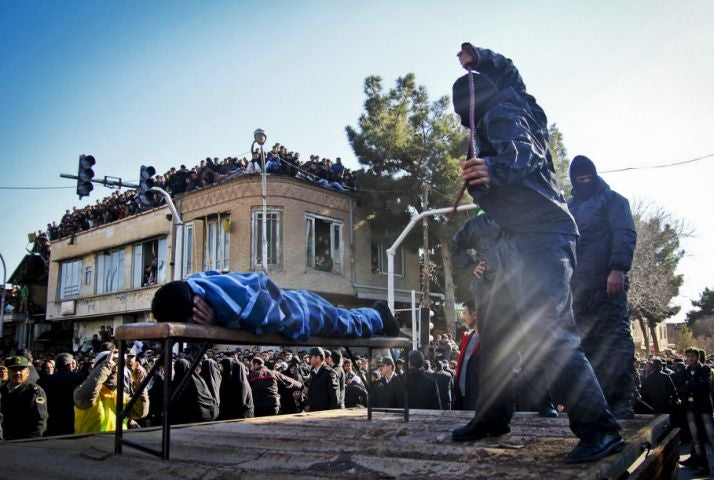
top-left (306, 214), bottom-right (343, 274)
top-left (96, 249), bottom-right (125, 294)
top-left (252, 208), bottom-right (281, 268)
top-left (84, 266), bottom-right (93, 285)
top-left (203, 215), bottom-right (230, 271)
top-left (132, 237), bottom-right (168, 288)
top-left (59, 259), bottom-right (82, 299)
top-left (372, 229), bottom-right (404, 276)
top-left (183, 223), bottom-right (194, 278)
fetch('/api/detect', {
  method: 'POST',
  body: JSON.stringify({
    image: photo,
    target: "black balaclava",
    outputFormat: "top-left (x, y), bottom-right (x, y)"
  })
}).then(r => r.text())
top-left (569, 155), bottom-right (598, 200)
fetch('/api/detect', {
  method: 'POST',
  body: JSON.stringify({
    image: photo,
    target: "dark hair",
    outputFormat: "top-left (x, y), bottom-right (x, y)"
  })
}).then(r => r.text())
top-left (408, 350), bottom-right (425, 369)
top-left (152, 281), bottom-right (194, 322)
top-left (685, 347), bottom-right (700, 357)
top-left (55, 353), bottom-right (74, 370)
top-left (330, 350), bottom-right (343, 365)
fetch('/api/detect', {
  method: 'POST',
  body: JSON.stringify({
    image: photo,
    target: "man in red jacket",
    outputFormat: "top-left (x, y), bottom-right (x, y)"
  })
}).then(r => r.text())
top-left (454, 300), bottom-right (480, 411)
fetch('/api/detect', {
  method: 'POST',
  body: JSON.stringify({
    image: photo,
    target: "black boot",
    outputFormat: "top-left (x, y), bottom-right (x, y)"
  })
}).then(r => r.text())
top-left (539, 402), bottom-right (559, 418)
top-left (373, 301), bottom-right (400, 337)
top-left (564, 432), bottom-right (625, 463)
top-left (452, 418), bottom-right (511, 442)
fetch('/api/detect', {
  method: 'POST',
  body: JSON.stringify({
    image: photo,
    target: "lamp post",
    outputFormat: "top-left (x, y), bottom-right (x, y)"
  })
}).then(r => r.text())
top-left (0, 252), bottom-right (6, 339)
top-left (252, 128), bottom-right (269, 274)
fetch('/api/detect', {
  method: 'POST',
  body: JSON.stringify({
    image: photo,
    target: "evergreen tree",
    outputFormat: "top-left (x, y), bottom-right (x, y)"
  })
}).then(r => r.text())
top-left (346, 73), bottom-right (468, 334)
top-left (548, 123), bottom-right (572, 198)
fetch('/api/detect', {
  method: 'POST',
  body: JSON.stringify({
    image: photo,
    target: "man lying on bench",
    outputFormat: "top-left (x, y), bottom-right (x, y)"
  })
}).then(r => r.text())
top-left (151, 271), bottom-right (400, 341)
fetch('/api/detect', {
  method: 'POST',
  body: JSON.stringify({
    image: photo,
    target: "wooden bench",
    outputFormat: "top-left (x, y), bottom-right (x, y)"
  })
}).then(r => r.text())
top-left (113, 322), bottom-right (413, 460)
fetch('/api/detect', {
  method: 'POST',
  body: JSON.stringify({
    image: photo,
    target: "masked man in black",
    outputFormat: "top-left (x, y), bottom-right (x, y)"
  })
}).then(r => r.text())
top-left (450, 43), bottom-right (622, 463)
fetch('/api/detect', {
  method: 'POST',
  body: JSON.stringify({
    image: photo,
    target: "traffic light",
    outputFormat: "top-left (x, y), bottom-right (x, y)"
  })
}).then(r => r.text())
top-left (420, 307), bottom-right (435, 349)
top-left (138, 165), bottom-right (156, 206)
top-left (76, 154), bottom-right (96, 199)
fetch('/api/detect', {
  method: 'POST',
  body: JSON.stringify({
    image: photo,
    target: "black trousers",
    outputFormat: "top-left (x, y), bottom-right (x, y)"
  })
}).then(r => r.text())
top-left (473, 233), bottom-right (621, 442)
top-left (573, 287), bottom-right (636, 405)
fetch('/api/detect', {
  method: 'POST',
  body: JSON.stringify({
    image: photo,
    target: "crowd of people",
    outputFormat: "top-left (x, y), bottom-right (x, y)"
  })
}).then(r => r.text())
top-left (47, 143), bottom-right (357, 241)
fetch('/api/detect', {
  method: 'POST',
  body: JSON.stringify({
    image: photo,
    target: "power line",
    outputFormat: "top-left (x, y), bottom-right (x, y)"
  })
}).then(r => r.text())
top-left (3, 152), bottom-right (711, 192)
top-left (0, 185), bottom-right (75, 190)
top-left (601, 153), bottom-right (714, 173)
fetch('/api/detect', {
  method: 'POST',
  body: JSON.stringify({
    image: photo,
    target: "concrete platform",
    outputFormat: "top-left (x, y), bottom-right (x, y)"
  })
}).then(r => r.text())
top-left (0, 410), bottom-right (672, 479)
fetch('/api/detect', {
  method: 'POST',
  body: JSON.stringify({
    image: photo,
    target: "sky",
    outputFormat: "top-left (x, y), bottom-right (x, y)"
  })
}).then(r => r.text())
top-left (1, 0), bottom-right (713, 321)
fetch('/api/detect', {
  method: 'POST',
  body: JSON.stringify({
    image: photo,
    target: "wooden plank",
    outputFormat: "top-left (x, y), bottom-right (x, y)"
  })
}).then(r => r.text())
top-left (629, 428), bottom-right (680, 480)
top-left (115, 322), bottom-right (412, 349)
top-left (0, 410), bottom-right (673, 480)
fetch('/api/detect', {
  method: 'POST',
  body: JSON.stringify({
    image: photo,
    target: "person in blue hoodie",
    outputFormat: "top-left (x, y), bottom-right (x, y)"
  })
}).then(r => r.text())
top-left (567, 155), bottom-right (637, 419)
top-left (450, 43), bottom-right (622, 463)
top-left (150, 271), bottom-right (399, 342)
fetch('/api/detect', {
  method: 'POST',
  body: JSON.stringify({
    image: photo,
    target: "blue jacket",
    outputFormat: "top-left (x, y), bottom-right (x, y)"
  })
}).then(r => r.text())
top-left (567, 177), bottom-right (636, 290)
top-left (452, 47), bottom-right (576, 236)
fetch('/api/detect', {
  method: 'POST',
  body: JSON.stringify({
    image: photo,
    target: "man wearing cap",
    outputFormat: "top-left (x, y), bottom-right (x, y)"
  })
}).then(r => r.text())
top-left (73, 349), bottom-right (149, 433)
top-left (568, 155), bottom-right (637, 419)
top-left (305, 347), bottom-right (339, 412)
top-left (0, 356), bottom-right (48, 440)
top-left (372, 357), bottom-right (404, 409)
top-left (452, 44), bottom-right (622, 463)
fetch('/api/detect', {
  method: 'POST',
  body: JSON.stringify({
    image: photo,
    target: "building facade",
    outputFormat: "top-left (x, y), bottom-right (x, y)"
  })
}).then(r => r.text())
top-left (46, 175), bottom-right (420, 348)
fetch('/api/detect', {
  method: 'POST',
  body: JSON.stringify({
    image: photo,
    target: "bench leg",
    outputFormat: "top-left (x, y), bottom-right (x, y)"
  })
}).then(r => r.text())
top-left (367, 347), bottom-right (372, 421)
top-left (114, 339), bottom-right (126, 454)
top-left (162, 338), bottom-right (172, 460)
top-left (390, 348), bottom-right (409, 423)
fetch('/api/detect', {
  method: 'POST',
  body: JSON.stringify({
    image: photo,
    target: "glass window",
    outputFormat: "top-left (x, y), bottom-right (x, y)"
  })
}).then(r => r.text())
top-left (373, 228), bottom-right (404, 276)
top-left (183, 223), bottom-right (194, 278)
top-left (203, 215), bottom-right (230, 271)
top-left (96, 249), bottom-right (125, 294)
top-left (59, 259), bottom-right (82, 300)
top-left (252, 208), bottom-right (281, 268)
top-left (305, 214), bottom-right (343, 274)
top-left (132, 237), bottom-right (169, 288)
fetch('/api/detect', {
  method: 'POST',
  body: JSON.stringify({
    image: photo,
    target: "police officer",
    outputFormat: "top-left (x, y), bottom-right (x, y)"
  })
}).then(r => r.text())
top-left (568, 155), bottom-right (637, 418)
top-left (305, 347), bottom-right (339, 412)
top-left (0, 356), bottom-right (49, 440)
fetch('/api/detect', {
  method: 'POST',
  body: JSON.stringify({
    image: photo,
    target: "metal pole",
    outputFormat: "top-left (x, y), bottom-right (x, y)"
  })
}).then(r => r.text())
top-left (150, 187), bottom-right (184, 281)
top-left (260, 146), bottom-right (269, 274)
top-left (0, 253), bottom-right (6, 339)
top-left (411, 290), bottom-right (417, 351)
top-left (421, 184), bottom-right (430, 310)
top-left (386, 203), bottom-right (479, 315)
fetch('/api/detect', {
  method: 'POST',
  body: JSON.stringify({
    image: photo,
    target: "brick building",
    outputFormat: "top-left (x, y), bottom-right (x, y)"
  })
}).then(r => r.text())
top-left (46, 175), bottom-right (420, 348)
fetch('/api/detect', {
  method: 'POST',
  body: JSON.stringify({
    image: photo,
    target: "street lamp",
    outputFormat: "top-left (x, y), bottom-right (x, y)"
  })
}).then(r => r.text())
top-left (252, 129), bottom-right (269, 274)
top-left (0, 253), bottom-right (6, 339)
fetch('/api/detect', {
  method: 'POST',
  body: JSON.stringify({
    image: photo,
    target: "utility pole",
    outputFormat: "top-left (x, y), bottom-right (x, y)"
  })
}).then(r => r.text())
top-left (421, 183), bottom-right (430, 310)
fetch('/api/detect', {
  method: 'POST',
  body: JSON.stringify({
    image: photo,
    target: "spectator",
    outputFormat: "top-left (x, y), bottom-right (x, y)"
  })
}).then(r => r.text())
top-left (371, 357), bottom-right (403, 408)
top-left (38, 353), bottom-right (85, 436)
top-left (406, 351), bottom-right (442, 410)
top-left (0, 356), bottom-right (48, 440)
top-left (218, 358), bottom-right (254, 420)
top-left (74, 349), bottom-right (149, 433)
top-left (170, 358), bottom-right (218, 425)
top-left (305, 347), bottom-right (339, 412)
top-left (433, 360), bottom-right (453, 410)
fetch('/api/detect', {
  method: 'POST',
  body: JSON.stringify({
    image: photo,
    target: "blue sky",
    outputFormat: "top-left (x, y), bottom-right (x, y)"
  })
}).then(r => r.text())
top-left (1, 0), bottom-right (713, 320)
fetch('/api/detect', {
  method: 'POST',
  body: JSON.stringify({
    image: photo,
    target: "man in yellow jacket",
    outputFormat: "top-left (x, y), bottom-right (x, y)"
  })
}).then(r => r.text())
top-left (73, 348), bottom-right (149, 433)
